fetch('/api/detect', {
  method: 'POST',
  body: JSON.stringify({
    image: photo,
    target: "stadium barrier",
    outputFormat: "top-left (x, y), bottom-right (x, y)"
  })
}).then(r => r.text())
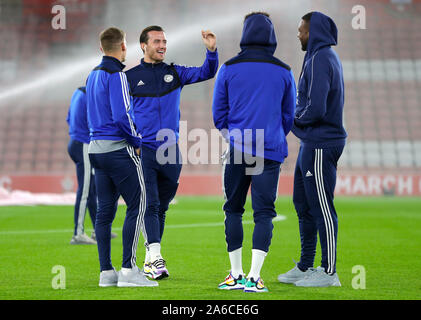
top-left (1, 174), bottom-right (421, 196)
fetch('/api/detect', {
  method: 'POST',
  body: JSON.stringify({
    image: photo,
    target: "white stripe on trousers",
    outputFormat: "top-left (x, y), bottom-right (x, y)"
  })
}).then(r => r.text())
top-left (221, 146), bottom-right (229, 201)
top-left (221, 146), bottom-right (230, 229)
top-left (76, 143), bottom-right (91, 235)
top-left (314, 149), bottom-right (336, 274)
top-left (126, 146), bottom-right (147, 268)
top-left (275, 166), bottom-right (281, 201)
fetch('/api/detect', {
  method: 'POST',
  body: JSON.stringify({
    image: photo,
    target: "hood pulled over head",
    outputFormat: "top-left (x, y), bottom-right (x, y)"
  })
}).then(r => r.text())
top-left (240, 13), bottom-right (277, 55)
top-left (306, 11), bottom-right (338, 55)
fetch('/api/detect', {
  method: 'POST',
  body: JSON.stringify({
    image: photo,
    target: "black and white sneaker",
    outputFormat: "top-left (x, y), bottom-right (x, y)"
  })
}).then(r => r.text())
top-left (148, 258), bottom-right (169, 280)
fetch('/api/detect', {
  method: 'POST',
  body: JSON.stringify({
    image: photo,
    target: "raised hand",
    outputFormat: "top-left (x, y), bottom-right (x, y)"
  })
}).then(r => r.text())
top-left (201, 30), bottom-right (217, 52)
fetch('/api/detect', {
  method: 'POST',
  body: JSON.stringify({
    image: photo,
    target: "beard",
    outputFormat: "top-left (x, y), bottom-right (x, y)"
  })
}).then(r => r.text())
top-left (154, 54), bottom-right (165, 62)
top-left (149, 51), bottom-right (165, 63)
top-left (301, 40), bottom-right (308, 51)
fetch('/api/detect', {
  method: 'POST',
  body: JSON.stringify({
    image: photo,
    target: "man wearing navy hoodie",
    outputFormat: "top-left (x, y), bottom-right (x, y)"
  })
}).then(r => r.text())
top-left (277, 12), bottom-right (347, 287)
top-left (213, 12), bottom-right (296, 293)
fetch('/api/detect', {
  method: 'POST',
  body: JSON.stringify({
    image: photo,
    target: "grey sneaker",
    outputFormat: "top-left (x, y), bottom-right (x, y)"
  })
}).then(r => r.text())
top-left (70, 233), bottom-right (97, 245)
top-left (117, 266), bottom-right (159, 287)
top-left (278, 263), bottom-right (316, 284)
top-left (295, 266), bottom-right (341, 287)
top-left (99, 268), bottom-right (118, 287)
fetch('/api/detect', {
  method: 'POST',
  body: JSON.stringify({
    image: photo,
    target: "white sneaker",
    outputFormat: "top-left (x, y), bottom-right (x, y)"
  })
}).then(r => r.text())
top-left (117, 266), bottom-right (159, 287)
top-left (70, 233), bottom-right (97, 245)
top-left (99, 268), bottom-right (118, 287)
top-left (277, 262), bottom-right (315, 284)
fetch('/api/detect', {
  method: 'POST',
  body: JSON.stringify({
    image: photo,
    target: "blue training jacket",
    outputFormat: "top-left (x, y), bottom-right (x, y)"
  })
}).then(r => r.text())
top-left (125, 49), bottom-right (218, 150)
top-left (212, 13), bottom-right (296, 163)
top-left (292, 12), bottom-right (347, 148)
top-left (86, 56), bottom-right (141, 149)
top-left (67, 86), bottom-right (90, 144)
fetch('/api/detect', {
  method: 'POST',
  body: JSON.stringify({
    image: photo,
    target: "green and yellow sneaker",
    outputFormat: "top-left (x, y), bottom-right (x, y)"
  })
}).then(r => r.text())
top-left (244, 277), bottom-right (268, 293)
top-left (218, 273), bottom-right (246, 290)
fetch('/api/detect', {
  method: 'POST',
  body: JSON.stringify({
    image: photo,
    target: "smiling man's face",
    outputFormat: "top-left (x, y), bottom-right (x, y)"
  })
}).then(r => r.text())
top-left (142, 30), bottom-right (167, 63)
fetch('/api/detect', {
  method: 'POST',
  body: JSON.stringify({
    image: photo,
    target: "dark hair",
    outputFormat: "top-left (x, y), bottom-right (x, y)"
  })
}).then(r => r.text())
top-left (139, 25), bottom-right (164, 44)
top-left (100, 27), bottom-right (125, 53)
top-left (301, 12), bottom-right (313, 23)
top-left (244, 11), bottom-right (270, 21)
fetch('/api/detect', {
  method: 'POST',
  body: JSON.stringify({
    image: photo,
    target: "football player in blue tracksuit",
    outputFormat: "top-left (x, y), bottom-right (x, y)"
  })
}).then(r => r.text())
top-left (67, 87), bottom-right (118, 245)
top-left (67, 86), bottom-right (98, 245)
top-left (212, 12), bottom-right (296, 293)
top-left (125, 25), bottom-right (218, 280)
top-left (277, 12), bottom-right (347, 287)
top-left (86, 27), bottom-right (157, 288)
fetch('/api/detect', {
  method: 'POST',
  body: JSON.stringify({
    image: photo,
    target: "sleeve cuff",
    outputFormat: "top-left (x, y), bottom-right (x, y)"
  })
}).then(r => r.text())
top-left (206, 48), bottom-right (218, 56)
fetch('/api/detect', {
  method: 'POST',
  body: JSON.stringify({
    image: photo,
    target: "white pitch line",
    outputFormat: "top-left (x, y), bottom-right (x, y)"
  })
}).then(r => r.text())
top-left (0, 215), bottom-right (286, 236)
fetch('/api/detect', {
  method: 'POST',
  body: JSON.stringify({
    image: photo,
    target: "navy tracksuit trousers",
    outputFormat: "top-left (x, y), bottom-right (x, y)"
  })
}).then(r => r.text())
top-left (89, 146), bottom-right (146, 271)
top-left (223, 146), bottom-right (281, 253)
top-left (142, 144), bottom-right (182, 245)
top-left (67, 139), bottom-right (97, 236)
top-left (293, 145), bottom-right (344, 275)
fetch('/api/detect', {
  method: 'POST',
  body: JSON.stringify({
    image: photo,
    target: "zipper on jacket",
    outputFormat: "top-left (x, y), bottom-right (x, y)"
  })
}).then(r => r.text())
top-left (152, 64), bottom-right (162, 130)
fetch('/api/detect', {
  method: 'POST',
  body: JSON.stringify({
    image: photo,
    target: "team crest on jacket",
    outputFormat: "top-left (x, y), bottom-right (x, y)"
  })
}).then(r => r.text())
top-left (164, 74), bottom-right (174, 83)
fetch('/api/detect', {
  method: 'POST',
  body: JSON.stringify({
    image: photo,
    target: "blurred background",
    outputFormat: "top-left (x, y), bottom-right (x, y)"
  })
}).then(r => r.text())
top-left (0, 0), bottom-right (420, 196)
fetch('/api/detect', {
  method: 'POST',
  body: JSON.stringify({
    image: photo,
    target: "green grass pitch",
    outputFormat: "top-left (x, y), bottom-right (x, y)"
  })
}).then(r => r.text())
top-left (0, 196), bottom-right (420, 300)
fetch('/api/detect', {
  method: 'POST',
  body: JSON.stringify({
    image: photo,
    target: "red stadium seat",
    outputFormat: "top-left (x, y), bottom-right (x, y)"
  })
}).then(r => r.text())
top-left (0, 0), bottom-right (420, 177)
